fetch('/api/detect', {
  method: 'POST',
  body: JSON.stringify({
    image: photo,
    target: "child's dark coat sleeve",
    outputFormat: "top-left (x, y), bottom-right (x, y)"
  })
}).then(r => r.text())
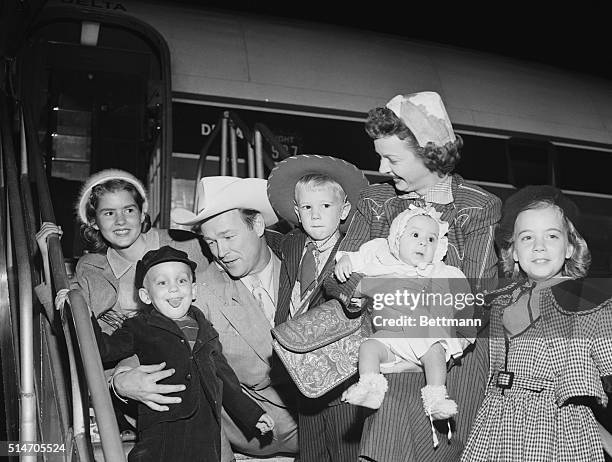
top-left (210, 330), bottom-right (265, 436)
top-left (91, 314), bottom-right (137, 364)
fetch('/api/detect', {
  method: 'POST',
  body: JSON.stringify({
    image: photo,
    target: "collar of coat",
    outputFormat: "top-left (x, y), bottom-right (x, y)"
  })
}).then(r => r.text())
top-left (139, 304), bottom-right (218, 344)
top-left (489, 277), bottom-right (611, 313)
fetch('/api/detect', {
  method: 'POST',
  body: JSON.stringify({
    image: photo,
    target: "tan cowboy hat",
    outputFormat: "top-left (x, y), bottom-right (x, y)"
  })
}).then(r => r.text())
top-left (171, 176), bottom-right (279, 227)
top-left (386, 91), bottom-right (456, 148)
top-left (267, 155), bottom-right (369, 231)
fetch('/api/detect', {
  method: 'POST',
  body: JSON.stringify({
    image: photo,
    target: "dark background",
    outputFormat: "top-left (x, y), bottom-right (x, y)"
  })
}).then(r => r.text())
top-left (187, 2), bottom-right (612, 80)
top-left (3, 1), bottom-right (610, 79)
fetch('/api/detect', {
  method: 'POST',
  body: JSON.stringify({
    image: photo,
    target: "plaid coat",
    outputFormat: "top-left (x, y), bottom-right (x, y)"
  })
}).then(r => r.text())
top-left (323, 174), bottom-right (502, 461)
top-left (461, 278), bottom-right (612, 461)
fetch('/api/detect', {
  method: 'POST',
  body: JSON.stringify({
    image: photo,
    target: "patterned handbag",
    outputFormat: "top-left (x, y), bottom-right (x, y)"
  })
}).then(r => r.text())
top-left (271, 299), bottom-right (372, 398)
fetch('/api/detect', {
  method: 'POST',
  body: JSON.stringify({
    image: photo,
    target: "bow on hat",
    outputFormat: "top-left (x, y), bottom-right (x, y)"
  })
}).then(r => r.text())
top-left (386, 91), bottom-right (456, 148)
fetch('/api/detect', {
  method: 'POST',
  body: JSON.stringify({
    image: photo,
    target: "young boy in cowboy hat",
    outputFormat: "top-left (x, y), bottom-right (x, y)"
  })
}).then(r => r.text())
top-left (91, 245), bottom-right (274, 462)
top-left (267, 154), bottom-right (369, 462)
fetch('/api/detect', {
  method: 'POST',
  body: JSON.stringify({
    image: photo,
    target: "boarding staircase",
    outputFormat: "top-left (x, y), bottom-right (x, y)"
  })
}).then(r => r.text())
top-left (1, 84), bottom-right (128, 460)
top-left (0, 79), bottom-right (298, 460)
top-left (0, 3), bottom-right (294, 461)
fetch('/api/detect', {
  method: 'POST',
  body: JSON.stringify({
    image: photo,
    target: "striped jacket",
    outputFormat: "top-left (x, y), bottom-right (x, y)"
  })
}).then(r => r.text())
top-left (324, 174), bottom-right (502, 310)
top-left (328, 175), bottom-right (502, 461)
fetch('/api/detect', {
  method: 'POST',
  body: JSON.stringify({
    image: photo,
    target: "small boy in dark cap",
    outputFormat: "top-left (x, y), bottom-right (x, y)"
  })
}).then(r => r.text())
top-left (91, 245), bottom-right (274, 462)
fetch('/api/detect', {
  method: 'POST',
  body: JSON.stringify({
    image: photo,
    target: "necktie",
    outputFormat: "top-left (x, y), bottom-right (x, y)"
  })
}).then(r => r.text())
top-left (252, 279), bottom-right (275, 326)
top-left (298, 241), bottom-right (318, 299)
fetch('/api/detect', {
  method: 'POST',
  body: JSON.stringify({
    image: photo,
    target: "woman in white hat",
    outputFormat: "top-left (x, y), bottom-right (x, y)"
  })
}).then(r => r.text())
top-left (324, 91), bottom-right (502, 461)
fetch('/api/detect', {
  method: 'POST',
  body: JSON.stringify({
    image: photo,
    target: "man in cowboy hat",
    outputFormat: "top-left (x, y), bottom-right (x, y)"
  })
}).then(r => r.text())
top-left (114, 176), bottom-right (298, 460)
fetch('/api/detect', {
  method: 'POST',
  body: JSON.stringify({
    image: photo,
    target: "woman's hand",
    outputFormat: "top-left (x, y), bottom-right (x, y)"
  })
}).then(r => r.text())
top-left (54, 288), bottom-right (70, 311)
top-left (112, 362), bottom-right (186, 411)
top-left (334, 255), bottom-right (353, 283)
top-left (36, 222), bottom-right (62, 255)
top-left (36, 222), bottom-right (63, 289)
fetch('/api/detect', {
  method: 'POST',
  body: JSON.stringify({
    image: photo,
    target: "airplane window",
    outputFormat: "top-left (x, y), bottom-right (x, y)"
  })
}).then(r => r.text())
top-left (556, 146), bottom-right (612, 195)
top-left (454, 134), bottom-right (508, 184)
top-left (506, 138), bottom-right (550, 188)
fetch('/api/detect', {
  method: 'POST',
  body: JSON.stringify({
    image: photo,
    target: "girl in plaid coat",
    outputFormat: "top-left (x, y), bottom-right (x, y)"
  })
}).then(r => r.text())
top-left (461, 186), bottom-right (612, 461)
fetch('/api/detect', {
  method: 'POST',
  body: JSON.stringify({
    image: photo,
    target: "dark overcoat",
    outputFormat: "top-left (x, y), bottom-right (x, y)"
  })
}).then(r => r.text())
top-left (92, 305), bottom-right (264, 461)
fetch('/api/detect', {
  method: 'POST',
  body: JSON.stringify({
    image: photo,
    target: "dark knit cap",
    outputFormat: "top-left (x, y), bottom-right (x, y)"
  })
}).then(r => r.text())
top-left (135, 245), bottom-right (197, 288)
top-left (496, 185), bottom-right (581, 249)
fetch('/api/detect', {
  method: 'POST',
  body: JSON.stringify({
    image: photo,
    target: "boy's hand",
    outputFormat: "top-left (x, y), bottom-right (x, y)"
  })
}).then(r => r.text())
top-left (255, 414), bottom-right (275, 434)
top-left (334, 255), bottom-right (353, 283)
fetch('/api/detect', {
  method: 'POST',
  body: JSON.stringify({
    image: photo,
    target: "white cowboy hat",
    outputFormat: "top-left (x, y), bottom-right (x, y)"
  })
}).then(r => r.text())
top-left (171, 176), bottom-right (279, 227)
top-left (76, 168), bottom-right (148, 224)
top-left (386, 91), bottom-right (456, 148)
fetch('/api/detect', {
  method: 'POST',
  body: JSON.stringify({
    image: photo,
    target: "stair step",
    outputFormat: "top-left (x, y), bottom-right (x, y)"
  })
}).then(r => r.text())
top-left (54, 108), bottom-right (92, 137)
top-left (51, 134), bottom-right (91, 160)
top-left (51, 159), bottom-right (90, 181)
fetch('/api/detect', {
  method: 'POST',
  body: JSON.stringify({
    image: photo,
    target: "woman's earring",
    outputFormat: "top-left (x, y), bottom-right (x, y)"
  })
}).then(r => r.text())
top-left (513, 261), bottom-right (519, 275)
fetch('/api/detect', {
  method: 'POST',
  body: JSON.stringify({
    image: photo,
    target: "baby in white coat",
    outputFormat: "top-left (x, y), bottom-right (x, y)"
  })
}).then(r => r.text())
top-left (334, 205), bottom-right (475, 445)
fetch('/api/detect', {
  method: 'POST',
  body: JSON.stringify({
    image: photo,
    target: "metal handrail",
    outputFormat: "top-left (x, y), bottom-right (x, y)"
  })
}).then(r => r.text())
top-left (19, 101), bottom-right (75, 455)
top-left (1, 92), bottom-right (37, 460)
top-left (226, 111), bottom-right (254, 141)
top-left (22, 96), bottom-right (126, 460)
top-left (192, 111), bottom-right (282, 206)
top-left (65, 289), bottom-right (126, 462)
top-left (0, 93), bottom-right (20, 446)
top-left (253, 122), bottom-right (288, 171)
top-left (224, 111), bottom-right (283, 178)
top-left (193, 113), bottom-right (224, 196)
